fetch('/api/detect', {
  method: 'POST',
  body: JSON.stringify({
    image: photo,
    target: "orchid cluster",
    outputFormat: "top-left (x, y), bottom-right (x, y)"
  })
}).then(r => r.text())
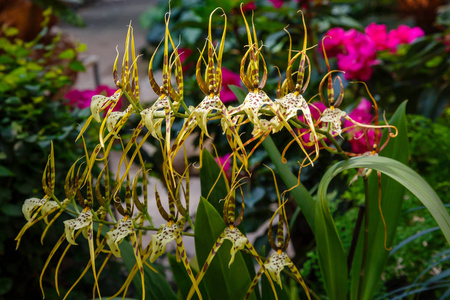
top-left (16, 5), bottom-right (399, 300)
top-left (321, 23), bottom-right (424, 80)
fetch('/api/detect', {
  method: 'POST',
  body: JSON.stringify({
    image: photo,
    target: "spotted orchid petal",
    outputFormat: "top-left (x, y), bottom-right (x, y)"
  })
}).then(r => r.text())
top-left (106, 106), bottom-right (133, 137)
top-left (41, 200), bottom-right (59, 223)
top-left (223, 226), bottom-right (248, 267)
top-left (140, 96), bottom-right (171, 139)
top-left (230, 90), bottom-right (273, 134)
top-left (264, 251), bottom-right (291, 287)
top-left (90, 91), bottom-right (122, 122)
top-left (274, 92), bottom-right (317, 138)
top-left (193, 95), bottom-right (224, 136)
top-left (22, 197), bottom-right (47, 221)
top-left (63, 208), bottom-right (93, 245)
top-left (320, 107), bottom-right (347, 136)
top-left (149, 222), bottom-right (179, 263)
top-left (106, 217), bottom-right (133, 257)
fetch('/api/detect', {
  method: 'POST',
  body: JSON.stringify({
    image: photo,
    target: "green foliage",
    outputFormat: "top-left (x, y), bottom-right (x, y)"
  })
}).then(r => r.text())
top-left (0, 23), bottom-right (94, 299)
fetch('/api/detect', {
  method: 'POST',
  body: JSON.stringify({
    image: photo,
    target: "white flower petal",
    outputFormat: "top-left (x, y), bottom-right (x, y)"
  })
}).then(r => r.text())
top-left (264, 251), bottom-right (291, 286)
top-left (223, 227), bottom-right (247, 267)
top-left (149, 222), bottom-right (179, 263)
top-left (22, 197), bottom-right (46, 221)
top-left (106, 218), bottom-right (134, 257)
top-left (63, 208), bottom-right (93, 245)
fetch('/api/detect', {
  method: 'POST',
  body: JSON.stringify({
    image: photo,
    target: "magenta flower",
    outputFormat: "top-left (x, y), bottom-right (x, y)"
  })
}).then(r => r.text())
top-left (179, 48), bottom-right (194, 71)
top-left (387, 25), bottom-right (424, 51)
top-left (241, 1), bottom-right (256, 11)
top-left (269, 0), bottom-right (283, 8)
top-left (365, 23), bottom-right (389, 51)
top-left (298, 101), bottom-right (330, 147)
top-left (220, 68), bottom-right (242, 104)
top-left (320, 27), bottom-right (347, 57)
top-left (215, 153), bottom-right (232, 180)
top-left (343, 98), bottom-right (380, 154)
top-left (337, 30), bottom-right (377, 81)
top-left (65, 85), bottom-right (122, 111)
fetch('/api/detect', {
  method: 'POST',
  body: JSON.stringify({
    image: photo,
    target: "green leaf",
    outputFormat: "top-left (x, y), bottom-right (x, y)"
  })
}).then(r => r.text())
top-left (168, 253), bottom-right (208, 300)
top-left (120, 240), bottom-right (177, 300)
top-left (3, 27), bottom-right (19, 37)
top-left (194, 197), bottom-right (256, 300)
top-left (350, 101), bottom-right (409, 299)
top-left (199, 149), bottom-right (227, 215)
top-left (68, 60), bottom-right (86, 72)
top-left (0, 165), bottom-right (14, 177)
top-left (317, 158), bottom-right (450, 297)
top-left (58, 49), bottom-right (76, 59)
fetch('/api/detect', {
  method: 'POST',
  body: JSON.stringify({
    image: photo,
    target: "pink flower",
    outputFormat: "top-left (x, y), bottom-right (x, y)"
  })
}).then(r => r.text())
top-left (242, 1), bottom-right (256, 11)
top-left (298, 101), bottom-right (330, 146)
top-left (365, 23), bottom-right (389, 51)
top-left (215, 153), bottom-right (232, 180)
top-left (387, 25), bottom-right (424, 51)
top-left (320, 27), bottom-right (347, 57)
top-left (269, 0), bottom-right (283, 8)
top-left (343, 98), bottom-right (380, 154)
top-left (65, 85), bottom-right (122, 111)
top-left (179, 48), bottom-right (194, 71)
top-left (336, 30), bottom-right (377, 81)
top-left (220, 68), bottom-right (242, 103)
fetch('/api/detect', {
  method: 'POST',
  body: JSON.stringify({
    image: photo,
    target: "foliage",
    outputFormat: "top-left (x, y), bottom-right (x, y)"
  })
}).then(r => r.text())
top-left (14, 2), bottom-right (450, 300)
top-left (0, 14), bottom-right (116, 299)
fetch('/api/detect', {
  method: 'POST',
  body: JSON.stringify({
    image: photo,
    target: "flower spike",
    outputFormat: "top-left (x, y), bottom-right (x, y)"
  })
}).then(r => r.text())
top-left (169, 8), bottom-right (248, 169)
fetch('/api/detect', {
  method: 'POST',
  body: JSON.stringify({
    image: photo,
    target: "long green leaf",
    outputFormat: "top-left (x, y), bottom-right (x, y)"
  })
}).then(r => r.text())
top-left (350, 101), bottom-right (409, 299)
top-left (168, 253), bottom-right (208, 300)
top-left (194, 197), bottom-right (256, 300)
top-left (120, 241), bottom-right (177, 300)
top-left (316, 156), bottom-right (450, 299)
top-left (199, 149), bottom-right (227, 215)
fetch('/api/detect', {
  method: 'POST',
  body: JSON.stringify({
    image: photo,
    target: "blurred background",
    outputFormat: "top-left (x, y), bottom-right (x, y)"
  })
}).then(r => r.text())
top-left (1, 0), bottom-right (449, 299)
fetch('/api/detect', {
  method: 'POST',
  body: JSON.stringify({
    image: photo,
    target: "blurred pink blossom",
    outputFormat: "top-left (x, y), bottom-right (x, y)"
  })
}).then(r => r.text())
top-left (65, 85), bottom-right (122, 111)
top-left (336, 30), bottom-right (377, 81)
top-left (220, 68), bottom-right (242, 103)
top-left (365, 23), bottom-right (389, 51)
top-left (298, 101), bottom-right (330, 146)
top-left (242, 1), bottom-right (256, 11)
top-left (387, 25), bottom-right (424, 51)
top-left (269, 0), bottom-right (283, 8)
top-left (179, 48), bottom-right (194, 71)
top-left (215, 153), bottom-right (232, 180)
top-left (343, 98), bottom-right (380, 154)
top-left (321, 23), bottom-right (424, 81)
top-left (320, 27), bottom-right (347, 57)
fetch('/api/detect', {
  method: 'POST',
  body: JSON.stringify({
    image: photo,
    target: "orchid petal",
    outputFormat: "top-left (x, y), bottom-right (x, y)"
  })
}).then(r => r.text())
top-left (149, 222), bottom-right (179, 263)
top-left (223, 226), bottom-right (247, 267)
top-left (22, 197), bottom-right (47, 221)
top-left (106, 217), bottom-right (133, 257)
top-left (320, 107), bottom-right (347, 136)
top-left (264, 251), bottom-right (291, 287)
top-left (63, 208), bottom-right (93, 245)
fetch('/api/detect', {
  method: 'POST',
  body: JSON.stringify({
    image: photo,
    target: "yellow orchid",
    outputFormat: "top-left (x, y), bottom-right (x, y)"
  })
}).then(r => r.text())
top-left (106, 217), bottom-right (134, 257)
top-left (149, 221), bottom-right (179, 263)
top-left (63, 207), bottom-right (93, 245)
top-left (22, 196), bottom-right (50, 221)
top-left (90, 92), bottom-right (122, 123)
top-left (264, 251), bottom-right (291, 286)
top-left (222, 226), bottom-right (248, 267)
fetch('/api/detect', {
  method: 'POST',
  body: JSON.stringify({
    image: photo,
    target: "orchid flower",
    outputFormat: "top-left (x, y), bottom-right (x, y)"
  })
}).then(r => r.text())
top-left (187, 161), bottom-right (277, 300)
top-left (169, 8), bottom-right (247, 168)
top-left (245, 167), bottom-right (311, 299)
